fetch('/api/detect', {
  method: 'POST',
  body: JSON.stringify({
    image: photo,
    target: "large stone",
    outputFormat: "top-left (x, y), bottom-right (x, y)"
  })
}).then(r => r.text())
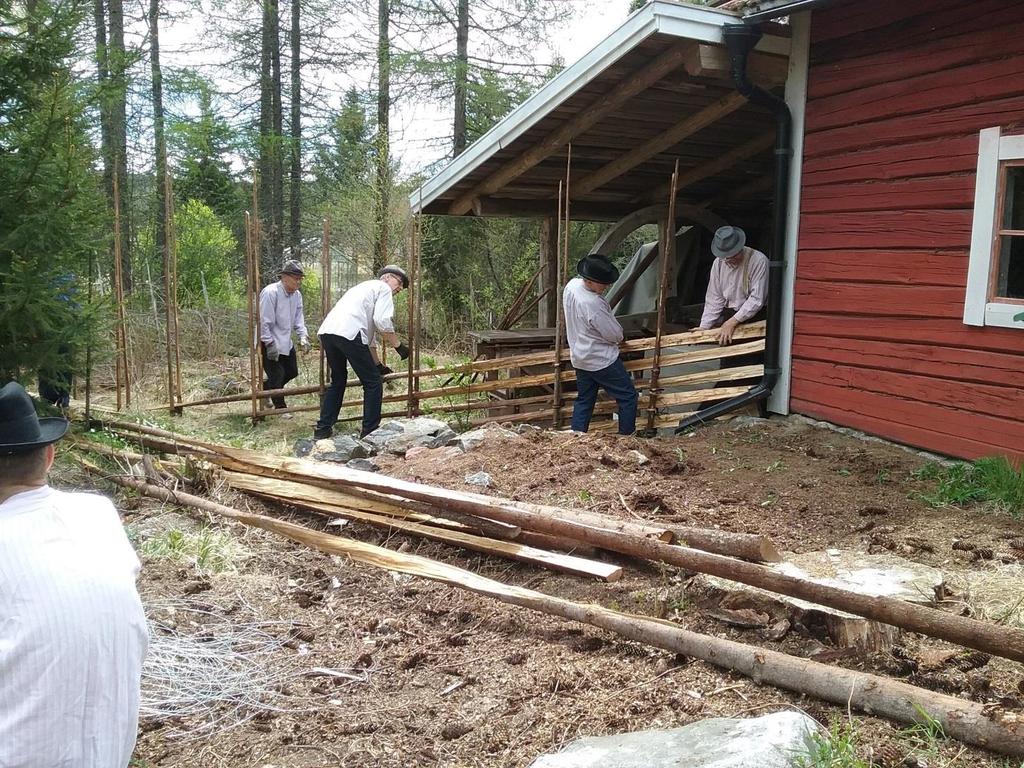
top-left (701, 550), bottom-right (945, 651)
top-left (363, 417), bottom-right (453, 455)
top-left (202, 375), bottom-right (248, 395)
top-left (293, 438), bottom-right (316, 458)
top-left (529, 711), bottom-right (819, 768)
top-left (453, 426), bottom-right (519, 452)
top-left (315, 434), bottom-right (375, 463)
top-left (347, 457), bottom-right (380, 473)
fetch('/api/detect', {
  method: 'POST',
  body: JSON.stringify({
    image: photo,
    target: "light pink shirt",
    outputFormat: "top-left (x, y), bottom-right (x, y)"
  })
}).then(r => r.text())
top-left (699, 247), bottom-right (769, 329)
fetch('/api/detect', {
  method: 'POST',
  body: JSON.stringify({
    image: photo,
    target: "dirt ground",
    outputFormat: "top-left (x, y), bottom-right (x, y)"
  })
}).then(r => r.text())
top-left (65, 401), bottom-right (1024, 768)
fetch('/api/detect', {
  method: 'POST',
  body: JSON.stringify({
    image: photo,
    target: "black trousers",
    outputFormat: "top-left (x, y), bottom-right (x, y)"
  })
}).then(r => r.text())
top-left (316, 333), bottom-right (383, 438)
top-left (261, 343), bottom-right (298, 408)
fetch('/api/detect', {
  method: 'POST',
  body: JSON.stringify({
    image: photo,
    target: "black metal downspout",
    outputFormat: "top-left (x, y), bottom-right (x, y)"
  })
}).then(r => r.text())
top-left (675, 23), bottom-right (792, 433)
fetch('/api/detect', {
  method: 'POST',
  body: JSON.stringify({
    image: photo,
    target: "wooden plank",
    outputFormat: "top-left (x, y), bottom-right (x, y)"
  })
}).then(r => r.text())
top-left (794, 280), bottom-right (967, 319)
top-left (647, 132), bottom-right (775, 203)
top-left (798, 211), bottom-right (972, 251)
top-left (806, 56), bottom-right (1024, 133)
top-left (792, 336), bottom-right (1024, 388)
top-left (572, 91), bottom-right (748, 199)
top-left (803, 93), bottom-right (1024, 160)
top-left (800, 136), bottom-right (977, 186)
top-left (223, 473), bottom-right (623, 582)
top-left (794, 250), bottom-right (967, 287)
top-left (792, 359), bottom-right (1024, 433)
top-left (808, 14), bottom-right (1024, 100)
top-left (447, 42), bottom-right (694, 215)
top-left (799, 176), bottom-right (975, 214)
top-left (790, 385), bottom-right (1023, 461)
top-left (792, 312), bottom-right (1024, 355)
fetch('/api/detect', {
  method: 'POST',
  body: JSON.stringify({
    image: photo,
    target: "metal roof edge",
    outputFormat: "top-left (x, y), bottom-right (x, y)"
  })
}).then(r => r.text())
top-left (409, 1), bottom-right (789, 214)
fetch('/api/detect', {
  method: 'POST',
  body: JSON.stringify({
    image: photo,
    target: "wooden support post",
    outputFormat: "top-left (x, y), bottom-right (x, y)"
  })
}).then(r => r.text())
top-left (320, 217), bottom-right (330, 396)
top-left (167, 174), bottom-right (183, 409)
top-left (406, 217), bottom-right (417, 417)
top-left (538, 216), bottom-right (559, 327)
top-left (646, 160), bottom-right (679, 432)
top-left (251, 177), bottom-right (265, 423)
top-left (551, 180), bottom-right (566, 430)
top-left (245, 211), bottom-right (259, 425)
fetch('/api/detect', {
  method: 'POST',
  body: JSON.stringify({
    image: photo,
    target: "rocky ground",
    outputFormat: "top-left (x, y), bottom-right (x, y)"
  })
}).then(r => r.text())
top-left (62, 410), bottom-right (1024, 768)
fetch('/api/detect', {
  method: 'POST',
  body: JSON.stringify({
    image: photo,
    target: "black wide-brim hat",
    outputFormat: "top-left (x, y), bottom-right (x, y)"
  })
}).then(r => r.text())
top-left (0, 381), bottom-right (68, 455)
top-left (577, 254), bottom-right (620, 285)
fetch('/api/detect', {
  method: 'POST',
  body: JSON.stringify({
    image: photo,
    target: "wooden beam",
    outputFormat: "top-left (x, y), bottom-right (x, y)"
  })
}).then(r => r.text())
top-left (472, 198), bottom-right (627, 221)
top-left (573, 91), bottom-right (749, 198)
top-left (646, 131), bottom-right (776, 204)
top-left (538, 216), bottom-right (559, 327)
top-left (447, 41), bottom-right (695, 216)
top-left (684, 44), bottom-right (789, 87)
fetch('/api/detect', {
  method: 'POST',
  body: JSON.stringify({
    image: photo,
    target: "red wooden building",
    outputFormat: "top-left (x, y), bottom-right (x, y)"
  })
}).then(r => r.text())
top-left (772, 0), bottom-right (1024, 459)
top-left (410, 0), bottom-right (1024, 461)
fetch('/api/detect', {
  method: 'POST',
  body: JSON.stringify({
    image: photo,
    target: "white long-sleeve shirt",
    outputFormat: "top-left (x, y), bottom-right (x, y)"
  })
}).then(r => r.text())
top-left (259, 281), bottom-right (308, 354)
top-left (563, 277), bottom-right (624, 372)
top-left (0, 485), bottom-right (148, 768)
top-left (699, 247), bottom-right (769, 329)
top-left (318, 279), bottom-right (395, 346)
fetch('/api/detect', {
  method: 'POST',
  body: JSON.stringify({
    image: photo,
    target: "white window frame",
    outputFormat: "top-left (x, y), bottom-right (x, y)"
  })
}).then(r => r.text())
top-left (964, 126), bottom-right (1024, 329)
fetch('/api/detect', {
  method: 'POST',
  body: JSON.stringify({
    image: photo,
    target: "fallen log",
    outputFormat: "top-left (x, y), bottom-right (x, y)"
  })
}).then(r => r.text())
top-left (206, 448), bottom-right (1024, 664)
top-left (671, 526), bottom-right (782, 564)
top-left (216, 473), bottom-right (620, 582)
top-left (91, 471), bottom-right (1024, 757)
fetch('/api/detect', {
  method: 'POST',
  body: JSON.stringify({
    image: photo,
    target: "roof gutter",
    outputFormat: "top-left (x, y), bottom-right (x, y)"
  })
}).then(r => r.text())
top-left (676, 22), bottom-right (792, 433)
top-left (740, 0), bottom-right (842, 23)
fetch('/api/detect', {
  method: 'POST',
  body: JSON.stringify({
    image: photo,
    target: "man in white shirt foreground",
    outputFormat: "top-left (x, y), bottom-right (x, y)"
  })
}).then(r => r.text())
top-left (697, 225), bottom-right (769, 412)
top-left (563, 254), bottom-right (638, 435)
top-left (259, 259), bottom-right (311, 411)
top-left (0, 381), bottom-right (148, 768)
top-left (314, 265), bottom-right (410, 439)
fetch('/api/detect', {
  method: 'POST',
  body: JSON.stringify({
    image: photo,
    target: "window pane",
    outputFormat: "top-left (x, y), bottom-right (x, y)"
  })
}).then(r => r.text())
top-left (996, 235), bottom-right (1024, 299)
top-left (1002, 166), bottom-right (1024, 231)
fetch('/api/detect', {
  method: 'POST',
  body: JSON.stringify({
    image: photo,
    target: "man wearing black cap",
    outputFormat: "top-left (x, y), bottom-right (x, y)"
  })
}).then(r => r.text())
top-left (0, 382), bottom-right (147, 766)
top-left (259, 259), bottom-right (311, 412)
top-left (563, 254), bottom-right (638, 435)
top-left (314, 265), bottom-right (411, 439)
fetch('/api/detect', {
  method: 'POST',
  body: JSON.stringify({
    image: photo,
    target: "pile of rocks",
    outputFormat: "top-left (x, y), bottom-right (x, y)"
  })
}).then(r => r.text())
top-left (292, 417), bottom-right (526, 471)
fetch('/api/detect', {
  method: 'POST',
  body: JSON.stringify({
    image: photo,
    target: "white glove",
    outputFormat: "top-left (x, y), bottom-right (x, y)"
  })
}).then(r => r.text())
top-left (265, 342), bottom-right (280, 362)
top-left (299, 338), bottom-right (312, 353)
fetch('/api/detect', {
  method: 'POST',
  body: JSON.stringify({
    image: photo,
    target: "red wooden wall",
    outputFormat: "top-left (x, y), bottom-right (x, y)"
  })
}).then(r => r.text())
top-left (790, 0), bottom-right (1024, 460)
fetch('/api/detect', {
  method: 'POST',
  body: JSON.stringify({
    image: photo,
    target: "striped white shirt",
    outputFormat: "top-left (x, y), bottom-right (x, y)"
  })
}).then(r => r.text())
top-left (0, 486), bottom-right (148, 768)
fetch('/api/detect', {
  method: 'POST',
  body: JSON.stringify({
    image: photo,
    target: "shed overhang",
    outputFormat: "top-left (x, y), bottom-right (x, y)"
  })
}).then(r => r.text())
top-left (409, 0), bottom-right (792, 221)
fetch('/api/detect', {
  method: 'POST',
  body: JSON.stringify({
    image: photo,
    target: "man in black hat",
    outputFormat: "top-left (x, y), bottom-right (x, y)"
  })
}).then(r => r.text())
top-left (0, 382), bottom-right (147, 766)
top-left (259, 259), bottom-right (311, 413)
top-left (563, 254), bottom-right (638, 435)
top-left (313, 264), bottom-right (411, 440)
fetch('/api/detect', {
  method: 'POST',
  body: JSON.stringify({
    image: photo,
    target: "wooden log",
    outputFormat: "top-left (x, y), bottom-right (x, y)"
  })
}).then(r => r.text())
top-left (99, 471), bottom-right (621, 583)
top-left (646, 132), bottom-right (776, 204)
top-left (205, 447), bottom-right (1024, 664)
top-left (88, 471), bottom-right (1024, 757)
top-left (672, 527), bottom-right (782, 564)
top-left (223, 471), bottom-right (522, 541)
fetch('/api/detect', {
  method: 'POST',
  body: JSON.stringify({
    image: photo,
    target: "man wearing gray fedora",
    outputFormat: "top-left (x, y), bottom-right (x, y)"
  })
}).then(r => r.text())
top-left (698, 226), bottom-right (769, 411)
top-left (0, 382), bottom-right (147, 766)
top-left (563, 254), bottom-right (638, 435)
top-left (259, 259), bottom-right (311, 412)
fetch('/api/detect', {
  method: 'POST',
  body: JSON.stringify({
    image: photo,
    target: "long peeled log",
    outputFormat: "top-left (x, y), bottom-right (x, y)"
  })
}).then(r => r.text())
top-left (92, 471), bottom-right (1024, 757)
top-left (207, 448), bottom-right (1024, 665)
top-left (672, 526), bottom-right (782, 563)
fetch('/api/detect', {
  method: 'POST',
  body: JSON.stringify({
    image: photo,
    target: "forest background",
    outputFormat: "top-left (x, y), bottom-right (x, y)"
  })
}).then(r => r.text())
top-left (0, 0), bottom-right (671, 389)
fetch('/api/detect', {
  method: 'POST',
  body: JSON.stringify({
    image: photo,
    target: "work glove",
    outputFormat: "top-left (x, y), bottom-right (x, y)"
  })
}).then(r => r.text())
top-left (376, 362), bottom-right (394, 376)
top-left (299, 338), bottom-right (312, 353)
top-left (395, 342), bottom-right (410, 361)
top-left (265, 342), bottom-right (280, 362)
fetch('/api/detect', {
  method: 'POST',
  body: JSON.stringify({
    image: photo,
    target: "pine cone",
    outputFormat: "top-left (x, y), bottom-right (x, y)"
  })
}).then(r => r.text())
top-left (974, 547), bottom-right (995, 560)
top-left (951, 540), bottom-right (975, 551)
top-left (1008, 537), bottom-right (1024, 550)
top-left (952, 650), bottom-right (992, 671)
top-left (866, 739), bottom-right (904, 767)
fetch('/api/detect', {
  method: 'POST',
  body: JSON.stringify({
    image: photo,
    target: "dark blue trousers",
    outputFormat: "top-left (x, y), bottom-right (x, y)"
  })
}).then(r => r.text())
top-left (316, 333), bottom-right (382, 438)
top-left (571, 358), bottom-right (638, 435)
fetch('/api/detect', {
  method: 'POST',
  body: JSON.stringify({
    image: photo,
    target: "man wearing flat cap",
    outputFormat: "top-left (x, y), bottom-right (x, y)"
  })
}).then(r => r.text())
top-left (259, 259), bottom-right (311, 412)
top-left (0, 382), bottom-right (147, 767)
top-left (563, 254), bottom-right (638, 435)
top-left (314, 265), bottom-right (411, 440)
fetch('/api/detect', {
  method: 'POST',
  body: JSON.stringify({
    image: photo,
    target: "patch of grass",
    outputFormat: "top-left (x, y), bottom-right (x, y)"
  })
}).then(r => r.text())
top-left (140, 527), bottom-right (248, 573)
top-left (916, 456), bottom-right (1024, 517)
top-left (899, 706), bottom-right (945, 760)
top-left (766, 459), bottom-right (785, 473)
top-left (795, 719), bottom-right (868, 768)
